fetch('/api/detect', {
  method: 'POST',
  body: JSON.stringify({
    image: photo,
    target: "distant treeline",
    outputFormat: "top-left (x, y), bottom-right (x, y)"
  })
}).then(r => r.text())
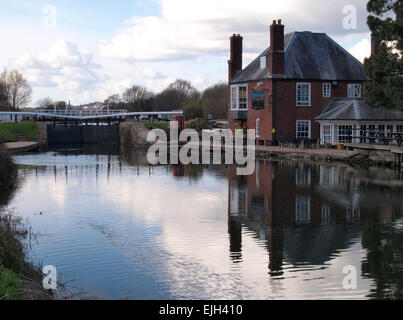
top-left (36, 79), bottom-right (229, 120)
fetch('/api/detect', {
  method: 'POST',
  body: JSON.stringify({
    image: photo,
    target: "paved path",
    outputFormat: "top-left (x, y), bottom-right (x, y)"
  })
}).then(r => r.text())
top-left (3, 141), bottom-right (39, 153)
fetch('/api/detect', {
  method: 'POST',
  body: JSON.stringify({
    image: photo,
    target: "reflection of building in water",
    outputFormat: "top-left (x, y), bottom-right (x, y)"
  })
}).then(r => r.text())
top-left (227, 160), bottom-right (402, 275)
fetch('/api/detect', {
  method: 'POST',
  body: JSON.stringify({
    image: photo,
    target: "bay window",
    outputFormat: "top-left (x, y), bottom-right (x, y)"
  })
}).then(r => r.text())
top-left (231, 84), bottom-right (248, 110)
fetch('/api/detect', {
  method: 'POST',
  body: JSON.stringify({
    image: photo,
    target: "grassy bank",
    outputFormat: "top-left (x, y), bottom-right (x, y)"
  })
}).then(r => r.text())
top-left (143, 119), bottom-right (210, 133)
top-left (0, 146), bottom-right (52, 300)
top-left (143, 121), bottom-right (170, 132)
top-left (0, 123), bottom-right (39, 143)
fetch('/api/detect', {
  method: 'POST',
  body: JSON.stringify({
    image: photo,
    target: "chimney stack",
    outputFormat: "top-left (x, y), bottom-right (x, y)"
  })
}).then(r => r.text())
top-left (228, 34), bottom-right (243, 82)
top-left (269, 19), bottom-right (285, 76)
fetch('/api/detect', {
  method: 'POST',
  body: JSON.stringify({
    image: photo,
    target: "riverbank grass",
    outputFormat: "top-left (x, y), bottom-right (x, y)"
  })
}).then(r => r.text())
top-left (0, 123), bottom-right (39, 142)
top-left (0, 210), bottom-right (55, 300)
top-left (0, 265), bottom-right (21, 300)
top-left (143, 121), bottom-right (170, 132)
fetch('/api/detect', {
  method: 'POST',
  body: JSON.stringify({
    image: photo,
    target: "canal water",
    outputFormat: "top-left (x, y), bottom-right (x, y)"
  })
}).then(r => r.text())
top-left (4, 145), bottom-right (403, 300)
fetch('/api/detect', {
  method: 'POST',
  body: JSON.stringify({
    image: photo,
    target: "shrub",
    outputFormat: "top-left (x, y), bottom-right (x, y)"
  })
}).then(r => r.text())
top-left (0, 146), bottom-right (17, 192)
top-left (183, 103), bottom-right (204, 120)
top-left (185, 118), bottom-right (209, 132)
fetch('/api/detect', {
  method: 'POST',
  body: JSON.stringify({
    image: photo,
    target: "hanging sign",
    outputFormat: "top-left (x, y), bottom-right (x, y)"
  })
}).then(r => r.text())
top-left (252, 91), bottom-right (265, 109)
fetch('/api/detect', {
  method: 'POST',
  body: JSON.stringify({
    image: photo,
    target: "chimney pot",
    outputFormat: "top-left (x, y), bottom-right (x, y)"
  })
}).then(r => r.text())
top-left (272, 20), bottom-right (276, 25)
top-left (278, 19), bottom-right (282, 25)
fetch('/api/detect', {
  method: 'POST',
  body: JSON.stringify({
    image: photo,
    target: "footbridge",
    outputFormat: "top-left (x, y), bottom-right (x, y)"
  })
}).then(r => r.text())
top-left (0, 109), bottom-right (183, 123)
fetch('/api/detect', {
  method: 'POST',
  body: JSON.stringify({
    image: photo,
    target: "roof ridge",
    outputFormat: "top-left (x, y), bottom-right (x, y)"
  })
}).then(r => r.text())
top-left (353, 100), bottom-right (361, 119)
top-left (285, 32), bottom-right (297, 54)
top-left (317, 101), bottom-right (351, 119)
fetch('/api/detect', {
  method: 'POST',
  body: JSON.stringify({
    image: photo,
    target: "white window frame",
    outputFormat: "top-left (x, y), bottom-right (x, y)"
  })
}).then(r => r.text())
top-left (296, 166), bottom-right (311, 185)
top-left (296, 196), bottom-right (311, 224)
top-left (322, 83), bottom-right (331, 98)
top-left (260, 56), bottom-right (267, 69)
top-left (230, 184), bottom-right (248, 216)
top-left (296, 120), bottom-right (311, 139)
top-left (256, 118), bottom-right (260, 138)
top-left (337, 125), bottom-right (353, 143)
top-left (321, 206), bottom-right (331, 225)
top-left (230, 84), bottom-right (248, 110)
top-left (321, 124), bottom-right (333, 144)
top-left (296, 82), bottom-right (311, 107)
top-left (347, 84), bottom-right (362, 98)
top-left (231, 86), bottom-right (237, 111)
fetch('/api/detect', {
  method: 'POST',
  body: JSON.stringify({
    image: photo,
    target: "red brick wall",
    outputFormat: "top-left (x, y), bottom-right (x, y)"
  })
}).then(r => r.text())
top-left (274, 80), bottom-right (364, 140)
top-left (229, 80), bottom-right (364, 141)
top-left (247, 80), bottom-right (274, 141)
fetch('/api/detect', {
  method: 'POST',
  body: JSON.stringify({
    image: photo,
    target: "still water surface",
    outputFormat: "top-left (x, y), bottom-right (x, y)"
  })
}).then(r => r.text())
top-left (5, 145), bottom-right (403, 299)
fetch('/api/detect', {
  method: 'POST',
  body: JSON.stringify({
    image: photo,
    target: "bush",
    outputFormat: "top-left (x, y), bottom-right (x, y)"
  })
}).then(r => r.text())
top-left (183, 103), bottom-right (204, 120)
top-left (0, 146), bottom-right (17, 199)
top-left (185, 118), bottom-right (209, 132)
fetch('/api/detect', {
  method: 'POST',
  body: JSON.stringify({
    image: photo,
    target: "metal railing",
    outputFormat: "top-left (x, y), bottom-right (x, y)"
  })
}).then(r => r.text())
top-left (339, 128), bottom-right (403, 147)
top-left (35, 109), bottom-right (128, 116)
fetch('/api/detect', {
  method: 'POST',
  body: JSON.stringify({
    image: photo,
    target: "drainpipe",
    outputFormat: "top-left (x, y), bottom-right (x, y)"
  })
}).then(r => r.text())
top-left (272, 82), bottom-right (276, 144)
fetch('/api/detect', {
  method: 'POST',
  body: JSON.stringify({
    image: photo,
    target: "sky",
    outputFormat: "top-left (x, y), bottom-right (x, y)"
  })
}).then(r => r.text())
top-left (0, 0), bottom-right (372, 106)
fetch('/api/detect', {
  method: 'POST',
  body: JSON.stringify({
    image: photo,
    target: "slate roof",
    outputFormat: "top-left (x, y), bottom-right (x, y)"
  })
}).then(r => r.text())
top-left (231, 31), bottom-right (368, 83)
top-left (315, 98), bottom-right (403, 121)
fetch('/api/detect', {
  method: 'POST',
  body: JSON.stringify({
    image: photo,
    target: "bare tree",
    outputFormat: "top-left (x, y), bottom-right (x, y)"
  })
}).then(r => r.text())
top-left (154, 79), bottom-right (198, 110)
top-left (122, 85), bottom-right (154, 112)
top-left (35, 97), bottom-right (54, 110)
top-left (0, 71), bottom-right (10, 110)
top-left (2, 70), bottom-right (32, 110)
top-left (0, 83), bottom-right (8, 110)
top-left (103, 94), bottom-right (122, 110)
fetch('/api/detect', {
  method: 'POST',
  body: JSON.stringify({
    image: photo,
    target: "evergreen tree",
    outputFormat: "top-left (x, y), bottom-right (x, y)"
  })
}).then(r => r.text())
top-left (364, 0), bottom-right (403, 110)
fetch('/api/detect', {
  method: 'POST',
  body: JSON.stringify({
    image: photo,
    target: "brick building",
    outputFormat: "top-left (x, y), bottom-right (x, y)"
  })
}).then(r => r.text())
top-left (228, 20), bottom-right (368, 145)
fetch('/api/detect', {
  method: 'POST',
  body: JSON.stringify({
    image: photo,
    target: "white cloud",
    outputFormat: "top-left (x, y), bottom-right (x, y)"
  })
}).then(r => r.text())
top-left (134, 68), bottom-right (166, 80)
top-left (99, 0), bottom-right (369, 63)
top-left (348, 38), bottom-right (371, 62)
top-left (12, 39), bottom-right (104, 95)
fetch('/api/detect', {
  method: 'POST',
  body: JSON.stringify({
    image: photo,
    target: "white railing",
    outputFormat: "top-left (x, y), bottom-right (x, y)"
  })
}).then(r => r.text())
top-left (35, 109), bottom-right (128, 116)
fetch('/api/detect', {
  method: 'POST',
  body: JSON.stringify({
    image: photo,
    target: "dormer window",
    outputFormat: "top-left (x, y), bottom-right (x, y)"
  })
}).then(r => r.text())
top-left (260, 56), bottom-right (267, 69)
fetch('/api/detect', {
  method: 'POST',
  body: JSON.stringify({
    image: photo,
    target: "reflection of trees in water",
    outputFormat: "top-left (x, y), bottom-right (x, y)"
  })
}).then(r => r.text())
top-left (361, 216), bottom-right (403, 300)
top-left (0, 147), bottom-right (18, 207)
top-left (184, 164), bottom-right (228, 184)
top-left (120, 147), bottom-right (228, 183)
top-left (0, 179), bottom-right (18, 208)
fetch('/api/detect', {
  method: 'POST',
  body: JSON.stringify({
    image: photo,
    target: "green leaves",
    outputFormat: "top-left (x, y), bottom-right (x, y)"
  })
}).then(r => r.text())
top-left (364, 0), bottom-right (402, 110)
